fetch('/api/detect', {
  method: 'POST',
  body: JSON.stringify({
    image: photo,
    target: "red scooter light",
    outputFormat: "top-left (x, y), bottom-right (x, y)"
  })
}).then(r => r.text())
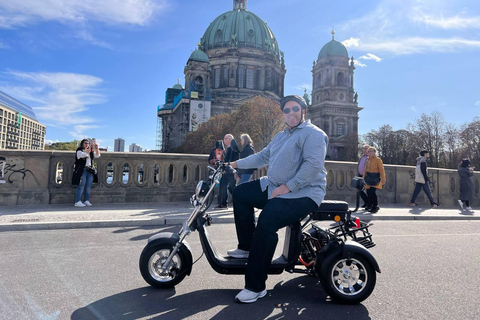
top-left (354, 217), bottom-right (360, 228)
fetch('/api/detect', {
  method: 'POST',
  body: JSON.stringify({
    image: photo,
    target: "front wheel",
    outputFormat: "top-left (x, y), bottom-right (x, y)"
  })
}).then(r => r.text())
top-left (320, 253), bottom-right (376, 304)
top-left (139, 242), bottom-right (191, 288)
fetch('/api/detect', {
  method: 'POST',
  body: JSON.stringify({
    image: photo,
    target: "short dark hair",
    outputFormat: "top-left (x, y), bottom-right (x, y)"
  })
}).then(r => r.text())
top-left (280, 95), bottom-right (307, 111)
top-left (420, 150), bottom-right (429, 156)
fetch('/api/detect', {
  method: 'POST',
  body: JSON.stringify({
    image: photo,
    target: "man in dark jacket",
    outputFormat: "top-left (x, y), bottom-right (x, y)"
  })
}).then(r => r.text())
top-left (208, 140), bottom-right (224, 165)
top-left (215, 134), bottom-right (239, 209)
top-left (409, 150), bottom-right (439, 208)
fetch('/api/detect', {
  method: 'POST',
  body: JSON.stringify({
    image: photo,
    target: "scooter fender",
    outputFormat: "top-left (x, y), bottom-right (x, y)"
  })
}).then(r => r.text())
top-left (147, 232), bottom-right (194, 276)
top-left (343, 240), bottom-right (381, 273)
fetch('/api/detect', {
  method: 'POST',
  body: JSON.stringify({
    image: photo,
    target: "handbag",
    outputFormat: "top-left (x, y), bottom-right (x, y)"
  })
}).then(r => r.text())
top-left (85, 166), bottom-right (97, 175)
top-left (351, 177), bottom-right (365, 190)
top-left (364, 172), bottom-right (381, 186)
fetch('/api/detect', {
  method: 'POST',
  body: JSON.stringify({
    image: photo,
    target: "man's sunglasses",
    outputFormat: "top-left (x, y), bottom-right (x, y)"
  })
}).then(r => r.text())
top-left (282, 106), bottom-right (301, 114)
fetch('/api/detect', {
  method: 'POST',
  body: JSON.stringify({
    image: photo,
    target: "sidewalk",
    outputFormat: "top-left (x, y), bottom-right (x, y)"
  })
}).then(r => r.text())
top-left (0, 202), bottom-right (478, 232)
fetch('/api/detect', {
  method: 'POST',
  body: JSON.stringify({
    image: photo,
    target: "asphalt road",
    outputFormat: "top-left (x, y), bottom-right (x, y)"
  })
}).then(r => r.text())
top-left (0, 221), bottom-right (479, 320)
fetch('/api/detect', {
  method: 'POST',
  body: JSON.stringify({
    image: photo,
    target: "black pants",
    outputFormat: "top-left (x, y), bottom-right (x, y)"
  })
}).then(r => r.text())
top-left (218, 173), bottom-right (236, 205)
top-left (232, 180), bottom-right (318, 292)
top-left (367, 187), bottom-right (378, 207)
top-left (358, 175), bottom-right (369, 205)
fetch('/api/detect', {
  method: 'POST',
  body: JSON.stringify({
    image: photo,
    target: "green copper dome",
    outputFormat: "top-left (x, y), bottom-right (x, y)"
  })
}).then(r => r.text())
top-left (188, 49), bottom-right (210, 63)
top-left (318, 39), bottom-right (349, 59)
top-left (200, 5), bottom-right (280, 58)
top-left (172, 83), bottom-right (183, 89)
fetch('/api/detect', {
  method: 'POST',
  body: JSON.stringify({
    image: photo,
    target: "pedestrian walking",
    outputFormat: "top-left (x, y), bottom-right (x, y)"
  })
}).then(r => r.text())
top-left (458, 159), bottom-right (474, 211)
top-left (409, 150), bottom-right (439, 208)
top-left (357, 145), bottom-right (370, 208)
top-left (363, 147), bottom-right (386, 213)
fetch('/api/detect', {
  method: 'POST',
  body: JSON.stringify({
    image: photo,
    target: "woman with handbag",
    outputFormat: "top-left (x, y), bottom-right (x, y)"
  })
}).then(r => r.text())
top-left (237, 134), bottom-right (255, 184)
top-left (72, 139), bottom-right (101, 207)
top-left (362, 147), bottom-right (386, 213)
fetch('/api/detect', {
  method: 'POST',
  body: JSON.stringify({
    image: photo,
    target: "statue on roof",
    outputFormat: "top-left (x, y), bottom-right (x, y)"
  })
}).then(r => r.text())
top-left (303, 88), bottom-right (310, 106)
top-left (233, 0), bottom-right (247, 10)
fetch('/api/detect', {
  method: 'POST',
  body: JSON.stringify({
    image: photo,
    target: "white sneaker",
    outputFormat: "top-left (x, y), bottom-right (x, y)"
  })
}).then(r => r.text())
top-left (84, 201), bottom-right (92, 206)
top-left (466, 206), bottom-right (473, 210)
top-left (74, 201), bottom-right (86, 207)
top-left (227, 248), bottom-right (249, 259)
top-left (458, 200), bottom-right (464, 210)
top-left (235, 288), bottom-right (267, 303)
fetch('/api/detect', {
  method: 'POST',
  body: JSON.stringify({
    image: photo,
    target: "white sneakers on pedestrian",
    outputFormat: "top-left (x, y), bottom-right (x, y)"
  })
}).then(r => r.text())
top-left (84, 201), bottom-right (92, 206)
top-left (466, 206), bottom-right (473, 210)
top-left (74, 201), bottom-right (86, 207)
top-left (227, 248), bottom-right (249, 259)
top-left (458, 200), bottom-right (464, 210)
top-left (235, 289), bottom-right (267, 303)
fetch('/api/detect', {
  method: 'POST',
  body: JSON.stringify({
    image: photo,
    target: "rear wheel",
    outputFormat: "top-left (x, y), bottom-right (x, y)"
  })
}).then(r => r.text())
top-left (139, 243), bottom-right (190, 288)
top-left (320, 253), bottom-right (376, 304)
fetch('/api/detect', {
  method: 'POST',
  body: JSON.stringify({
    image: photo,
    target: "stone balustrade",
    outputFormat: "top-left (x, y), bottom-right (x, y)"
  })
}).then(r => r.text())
top-left (0, 150), bottom-right (478, 207)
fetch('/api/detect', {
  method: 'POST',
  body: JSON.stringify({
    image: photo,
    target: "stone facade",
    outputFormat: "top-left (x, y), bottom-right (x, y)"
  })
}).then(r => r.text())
top-left (1, 150), bottom-right (478, 208)
top-left (309, 32), bottom-right (362, 160)
top-left (158, 1), bottom-right (286, 152)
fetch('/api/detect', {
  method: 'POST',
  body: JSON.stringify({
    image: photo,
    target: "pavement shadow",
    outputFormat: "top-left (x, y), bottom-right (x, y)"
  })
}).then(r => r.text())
top-left (112, 225), bottom-right (181, 241)
top-left (460, 209), bottom-right (475, 215)
top-left (408, 207), bottom-right (428, 215)
top-left (70, 276), bottom-right (371, 320)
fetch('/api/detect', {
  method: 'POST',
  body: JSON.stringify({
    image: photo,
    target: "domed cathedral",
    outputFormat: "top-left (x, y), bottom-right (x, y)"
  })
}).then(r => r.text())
top-left (158, 0), bottom-right (286, 152)
top-left (309, 31), bottom-right (362, 160)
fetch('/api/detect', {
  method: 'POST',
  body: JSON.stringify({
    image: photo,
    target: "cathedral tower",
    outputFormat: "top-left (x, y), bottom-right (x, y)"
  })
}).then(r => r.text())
top-left (309, 31), bottom-right (362, 160)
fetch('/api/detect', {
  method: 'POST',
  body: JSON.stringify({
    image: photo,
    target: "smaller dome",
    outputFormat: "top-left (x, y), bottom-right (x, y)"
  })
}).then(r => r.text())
top-left (318, 40), bottom-right (349, 59)
top-left (172, 83), bottom-right (183, 89)
top-left (188, 49), bottom-right (210, 63)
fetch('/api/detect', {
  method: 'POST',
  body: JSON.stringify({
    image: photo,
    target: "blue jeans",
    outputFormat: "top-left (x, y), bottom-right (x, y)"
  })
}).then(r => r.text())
top-left (75, 170), bottom-right (94, 202)
top-left (410, 182), bottom-right (435, 205)
top-left (232, 180), bottom-right (318, 292)
top-left (239, 173), bottom-right (253, 184)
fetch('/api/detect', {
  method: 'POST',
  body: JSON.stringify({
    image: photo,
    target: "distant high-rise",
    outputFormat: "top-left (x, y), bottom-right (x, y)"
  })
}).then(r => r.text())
top-left (129, 143), bottom-right (142, 152)
top-left (114, 138), bottom-right (125, 152)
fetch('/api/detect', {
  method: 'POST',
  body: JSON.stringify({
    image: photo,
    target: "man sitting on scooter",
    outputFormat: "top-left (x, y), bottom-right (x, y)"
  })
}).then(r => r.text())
top-left (228, 94), bottom-right (328, 303)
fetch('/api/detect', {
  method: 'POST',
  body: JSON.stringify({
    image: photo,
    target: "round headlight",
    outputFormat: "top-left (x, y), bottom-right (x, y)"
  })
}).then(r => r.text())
top-left (195, 181), bottom-right (205, 199)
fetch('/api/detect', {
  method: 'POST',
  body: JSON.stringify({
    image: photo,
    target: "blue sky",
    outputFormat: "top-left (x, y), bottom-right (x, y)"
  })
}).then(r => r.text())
top-left (1, 0), bottom-right (479, 151)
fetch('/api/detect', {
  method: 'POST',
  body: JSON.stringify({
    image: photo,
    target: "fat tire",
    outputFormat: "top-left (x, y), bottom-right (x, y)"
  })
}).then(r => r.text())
top-left (139, 242), bottom-right (190, 288)
top-left (320, 253), bottom-right (376, 304)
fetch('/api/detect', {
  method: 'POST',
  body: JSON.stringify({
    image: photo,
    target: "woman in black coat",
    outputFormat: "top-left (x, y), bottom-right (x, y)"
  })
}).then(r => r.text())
top-left (72, 139), bottom-right (101, 207)
top-left (237, 134), bottom-right (255, 184)
top-left (458, 159), bottom-right (474, 210)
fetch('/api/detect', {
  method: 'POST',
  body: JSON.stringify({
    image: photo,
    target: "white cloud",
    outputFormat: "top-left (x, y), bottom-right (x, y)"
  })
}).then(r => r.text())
top-left (409, 106), bottom-right (418, 112)
top-left (0, 70), bottom-right (107, 137)
top-left (69, 124), bottom-right (101, 138)
top-left (354, 60), bottom-right (367, 68)
top-left (358, 53), bottom-right (382, 62)
top-left (339, 0), bottom-right (480, 56)
top-left (349, 37), bottom-right (480, 55)
top-left (0, 0), bottom-right (168, 28)
top-left (413, 14), bottom-right (480, 29)
top-left (342, 37), bottom-right (360, 48)
top-left (475, 101), bottom-right (480, 106)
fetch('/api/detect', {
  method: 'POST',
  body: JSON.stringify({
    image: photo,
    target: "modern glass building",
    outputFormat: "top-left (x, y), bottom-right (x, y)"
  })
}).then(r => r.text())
top-left (0, 90), bottom-right (46, 150)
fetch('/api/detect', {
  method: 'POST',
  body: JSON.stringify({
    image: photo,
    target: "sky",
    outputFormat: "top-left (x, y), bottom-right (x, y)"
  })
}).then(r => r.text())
top-left (0, 0), bottom-right (479, 151)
